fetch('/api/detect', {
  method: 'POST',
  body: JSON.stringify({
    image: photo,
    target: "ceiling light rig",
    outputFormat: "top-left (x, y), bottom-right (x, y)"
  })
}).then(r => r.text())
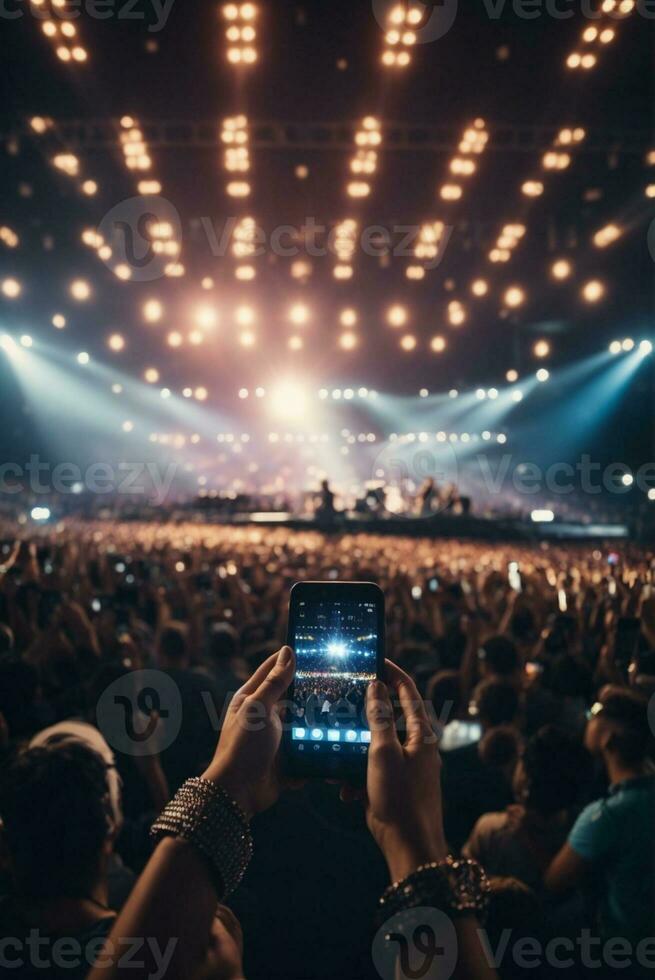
top-left (231, 216), bottom-right (259, 283)
top-left (439, 119), bottom-right (488, 202)
top-left (565, 0), bottom-right (633, 71)
top-left (347, 117), bottom-right (382, 200)
top-left (221, 114), bottom-right (251, 200)
top-left (31, 0), bottom-right (89, 63)
top-left (332, 219), bottom-right (358, 281)
top-left (381, 3), bottom-right (422, 68)
top-left (221, 2), bottom-right (258, 65)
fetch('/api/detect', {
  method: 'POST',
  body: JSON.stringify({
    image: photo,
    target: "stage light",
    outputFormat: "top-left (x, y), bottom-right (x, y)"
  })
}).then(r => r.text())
top-left (1, 277), bottom-right (21, 298)
top-left (430, 335), bottom-right (446, 353)
top-left (536, 368), bottom-right (549, 382)
top-left (82, 180), bottom-right (97, 196)
top-left (534, 340), bottom-right (550, 358)
top-left (506, 369), bottom-right (519, 382)
top-left (340, 308), bottom-right (357, 327)
top-left (77, 352), bottom-right (90, 365)
top-left (122, 420), bottom-right (134, 433)
top-left (471, 279), bottom-right (488, 297)
top-left (20, 335), bottom-right (33, 348)
top-left (195, 387), bottom-right (208, 401)
top-left (582, 280), bottom-right (605, 303)
top-left (400, 334), bottom-right (416, 351)
top-left (648, 489), bottom-right (655, 501)
top-left (339, 331), bottom-right (358, 350)
top-left (52, 314), bottom-right (66, 329)
top-left (289, 303), bottom-right (310, 326)
top-left (488, 388), bottom-right (499, 399)
top-left (504, 286), bottom-right (525, 308)
top-left (31, 507), bottom-right (51, 522)
top-left (448, 301), bottom-right (466, 326)
top-left (160, 388), bottom-right (171, 399)
top-left (288, 335), bottom-right (304, 351)
top-left (235, 304), bottom-right (255, 326)
top-left (70, 279), bottom-right (91, 301)
top-left (622, 473), bottom-right (634, 487)
top-left (476, 388), bottom-right (486, 400)
top-left (593, 224), bottom-right (621, 248)
top-left (609, 340), bottom-right (622, 354)
top-left (521, 180), bottom-right (544, 197)
top-left (440, 184), bottom-right (462, 200)
top-left (531, 509), bottom-right (554, 522)
top-left (195, 304), bottom-right (218, 329)
top-left (112, 384), bottom-right (123, 395)
top-left (0, 226), bottom-right (19, 248)
top-left (622, 338), bottom-right (634, 351)
top-left (239, 330), bottom-right (256, 347)
top-left (511, 389), bottom-right (523, 402)
top-left (167, 331), bottom-right (183, 348)
top-left (319, 388), bottom-right (328, 400)
top-left (143, 299), bottom-right (163, 322)
top-left (270, 381), bottom-right (308, 421)
top-left (639, 340), bottom-right (653, 355)
top-left (449, 389), bottom-right (458, 399)
top-left (387, 304), bottom-right (408, 328)
top-left (332, 389), bottom-right (342, 399)
top-left (551, 259), bottom-right (572, 280)
top-left (108, 333), bottom-right (125, 352)
top-left (0, 334), bottom-right (17, 355)
top-left (497, 433), bottom-right (507, 444)
top-left (255, 386), bottom-right (265, 397)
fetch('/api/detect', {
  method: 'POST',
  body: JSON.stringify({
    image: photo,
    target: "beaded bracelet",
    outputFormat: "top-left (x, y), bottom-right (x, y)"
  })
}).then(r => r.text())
top-left (378, 856), bottom-right (489, 924)
top-left (151, 777), bottom-right (254, 899)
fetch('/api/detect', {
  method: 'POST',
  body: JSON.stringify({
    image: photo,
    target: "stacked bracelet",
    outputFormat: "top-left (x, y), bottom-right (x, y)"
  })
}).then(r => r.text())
top-left (378, 856), bottom-right (489, 924)
top-left (151, 777), bottom-right (253, 898)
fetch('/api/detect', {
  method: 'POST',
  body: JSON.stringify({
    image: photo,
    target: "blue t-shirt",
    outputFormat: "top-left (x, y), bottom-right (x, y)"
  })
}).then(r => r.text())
top-left (568, 774), bottom-right (655, 944)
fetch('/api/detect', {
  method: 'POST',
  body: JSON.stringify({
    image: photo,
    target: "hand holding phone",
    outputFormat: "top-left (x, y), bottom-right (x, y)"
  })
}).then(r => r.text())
top-left (283, 581), bottom-right (385, 780)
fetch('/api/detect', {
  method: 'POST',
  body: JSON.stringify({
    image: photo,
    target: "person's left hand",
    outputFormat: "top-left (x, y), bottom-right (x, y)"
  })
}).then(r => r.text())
top-left (202, 646), bottom-right (295, 818)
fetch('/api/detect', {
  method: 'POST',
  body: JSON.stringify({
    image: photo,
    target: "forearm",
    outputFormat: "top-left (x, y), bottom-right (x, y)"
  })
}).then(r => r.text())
top-left (88, 837), bottom-right (218, 980)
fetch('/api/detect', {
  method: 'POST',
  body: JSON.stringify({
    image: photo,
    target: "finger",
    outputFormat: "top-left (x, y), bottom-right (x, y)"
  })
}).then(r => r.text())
top-left (253, 646), bottom-right (295, 710)
top-left (384, 659), bottom-right (432, 745)
top-left (235, 648), bottom-right (289, 699)
top-left (366, 679), bottom-right (398, 748)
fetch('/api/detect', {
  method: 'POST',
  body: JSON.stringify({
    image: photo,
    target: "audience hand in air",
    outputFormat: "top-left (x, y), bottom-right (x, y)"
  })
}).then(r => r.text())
top-left (202, 646), bottom-right (296, 818)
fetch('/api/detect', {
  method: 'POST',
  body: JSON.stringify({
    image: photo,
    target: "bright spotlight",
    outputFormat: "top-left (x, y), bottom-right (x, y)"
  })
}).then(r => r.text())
top-left (143, 299), bottom-right (163, 322)
top-left (621, 338), bottom-right (634, 352)
top-left (270, 381), bottom-right (307, 421)
top-left (77, 352), bottom-right (90, 365)
top-left (639, 339), bottom-right (653, 355)
top-left (289, 303), bottom-right (310, 326)
top-left (70, 279), bottom-right (91, 301)
top-left (582, 280), bottom-right (605, 303)
top-left (609, 340), bottom-right (622, 354)
top-left (621, 473), bottom-right (634, 487)
top-left (648, 488), bottom-right (655, 501)
top-left (387, 304), bottom-right (408, 328)
top-left (1, 277), bottom-right (21, 299)
top-left (511, 389), bottom-right (523, 402)
top-left (20, 335), bottom-right (33, 348)
top-left (327, 641), bottom-right (346, 657)
top-left (236, 304), bottom-right (255, 326)
top-left (195, 305), bottom-right (218, 329)
top-left (504, 286), bottom-right (525, 308)
top-left (531, 509), bottom-right (554, 523)
top-left (536, 368), bottom-right (549, 382)
top-left (0, 334), bottom-right (18, 356)
top-left (108, 333), bottom-right (125, 352)
top-left (476, 388), bottom-right (486, 400)
top-left (31, 507), bottom-right (51, 522)
top-left (506, 369), bottom-right (519, 383)
top-left (534, 340), bottom-right (550, 358)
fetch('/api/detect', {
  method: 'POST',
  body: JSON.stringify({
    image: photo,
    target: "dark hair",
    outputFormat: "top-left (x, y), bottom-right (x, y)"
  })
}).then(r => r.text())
top-left (159, 623), bottom-right (188, 663)
top-left (521, 725), bottom-right (591, 815)
top-left (426, 670), bottom-right (462, 725)
top-left (480, 726), bottom-right (520, 769)
top-left (475, 680), bottom-right (520, 727)
top-left (598, 688), bottom-right (652, 765)
top-left (546, 654), bottom-right (593, 701)
top-left (0, 742), bottom-right (111, 900)
top-left (480, 636), bottom-right (520, 677)
top-left (485, 878), bottom-right (545, 980)
top-left (0, 659), bottom-right (38, 738)
top-left (632, 650), bottom-right (655, 678)
top-left (209, 622), bottom-right (239, 664)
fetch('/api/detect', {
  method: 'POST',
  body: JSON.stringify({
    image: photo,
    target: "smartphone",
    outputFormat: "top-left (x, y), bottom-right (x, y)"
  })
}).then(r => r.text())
top-left (284, 581), bottom-right (385, 780)
top-left (558, 589), bottom-right (568, 613)
top-left (508, 561), bottom-right (522, 593)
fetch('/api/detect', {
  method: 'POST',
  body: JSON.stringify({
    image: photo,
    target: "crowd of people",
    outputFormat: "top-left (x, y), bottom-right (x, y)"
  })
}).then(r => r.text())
top-left (0, 519), bottom-right (653, 979)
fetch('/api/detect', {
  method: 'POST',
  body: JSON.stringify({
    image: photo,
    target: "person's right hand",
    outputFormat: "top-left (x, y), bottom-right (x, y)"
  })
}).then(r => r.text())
top-left (364, 660), bottom-right (448, 882)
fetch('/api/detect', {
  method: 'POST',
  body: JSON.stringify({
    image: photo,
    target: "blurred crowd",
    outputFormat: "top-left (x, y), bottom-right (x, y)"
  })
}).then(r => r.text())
top-left (0, 520), bottom-right (653, 979)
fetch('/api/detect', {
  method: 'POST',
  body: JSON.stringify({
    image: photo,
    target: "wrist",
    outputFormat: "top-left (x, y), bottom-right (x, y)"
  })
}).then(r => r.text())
top-left (382, 833), bottom-right (449, 883)
top-left (201, 761), bottom-right (253, 821)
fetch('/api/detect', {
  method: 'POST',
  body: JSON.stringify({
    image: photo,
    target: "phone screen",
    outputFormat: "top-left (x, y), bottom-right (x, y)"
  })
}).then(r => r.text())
top-left (508, 561), bottom-right (522, 593)
top-left (285, 581), bottom-right (384, 778)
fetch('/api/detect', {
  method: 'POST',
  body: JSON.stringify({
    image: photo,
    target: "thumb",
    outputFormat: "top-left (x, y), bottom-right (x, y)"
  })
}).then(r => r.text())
top-left (254, 646), bottom-right (295, 710)
top-left (366, 680), bottom-right (397, 748)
